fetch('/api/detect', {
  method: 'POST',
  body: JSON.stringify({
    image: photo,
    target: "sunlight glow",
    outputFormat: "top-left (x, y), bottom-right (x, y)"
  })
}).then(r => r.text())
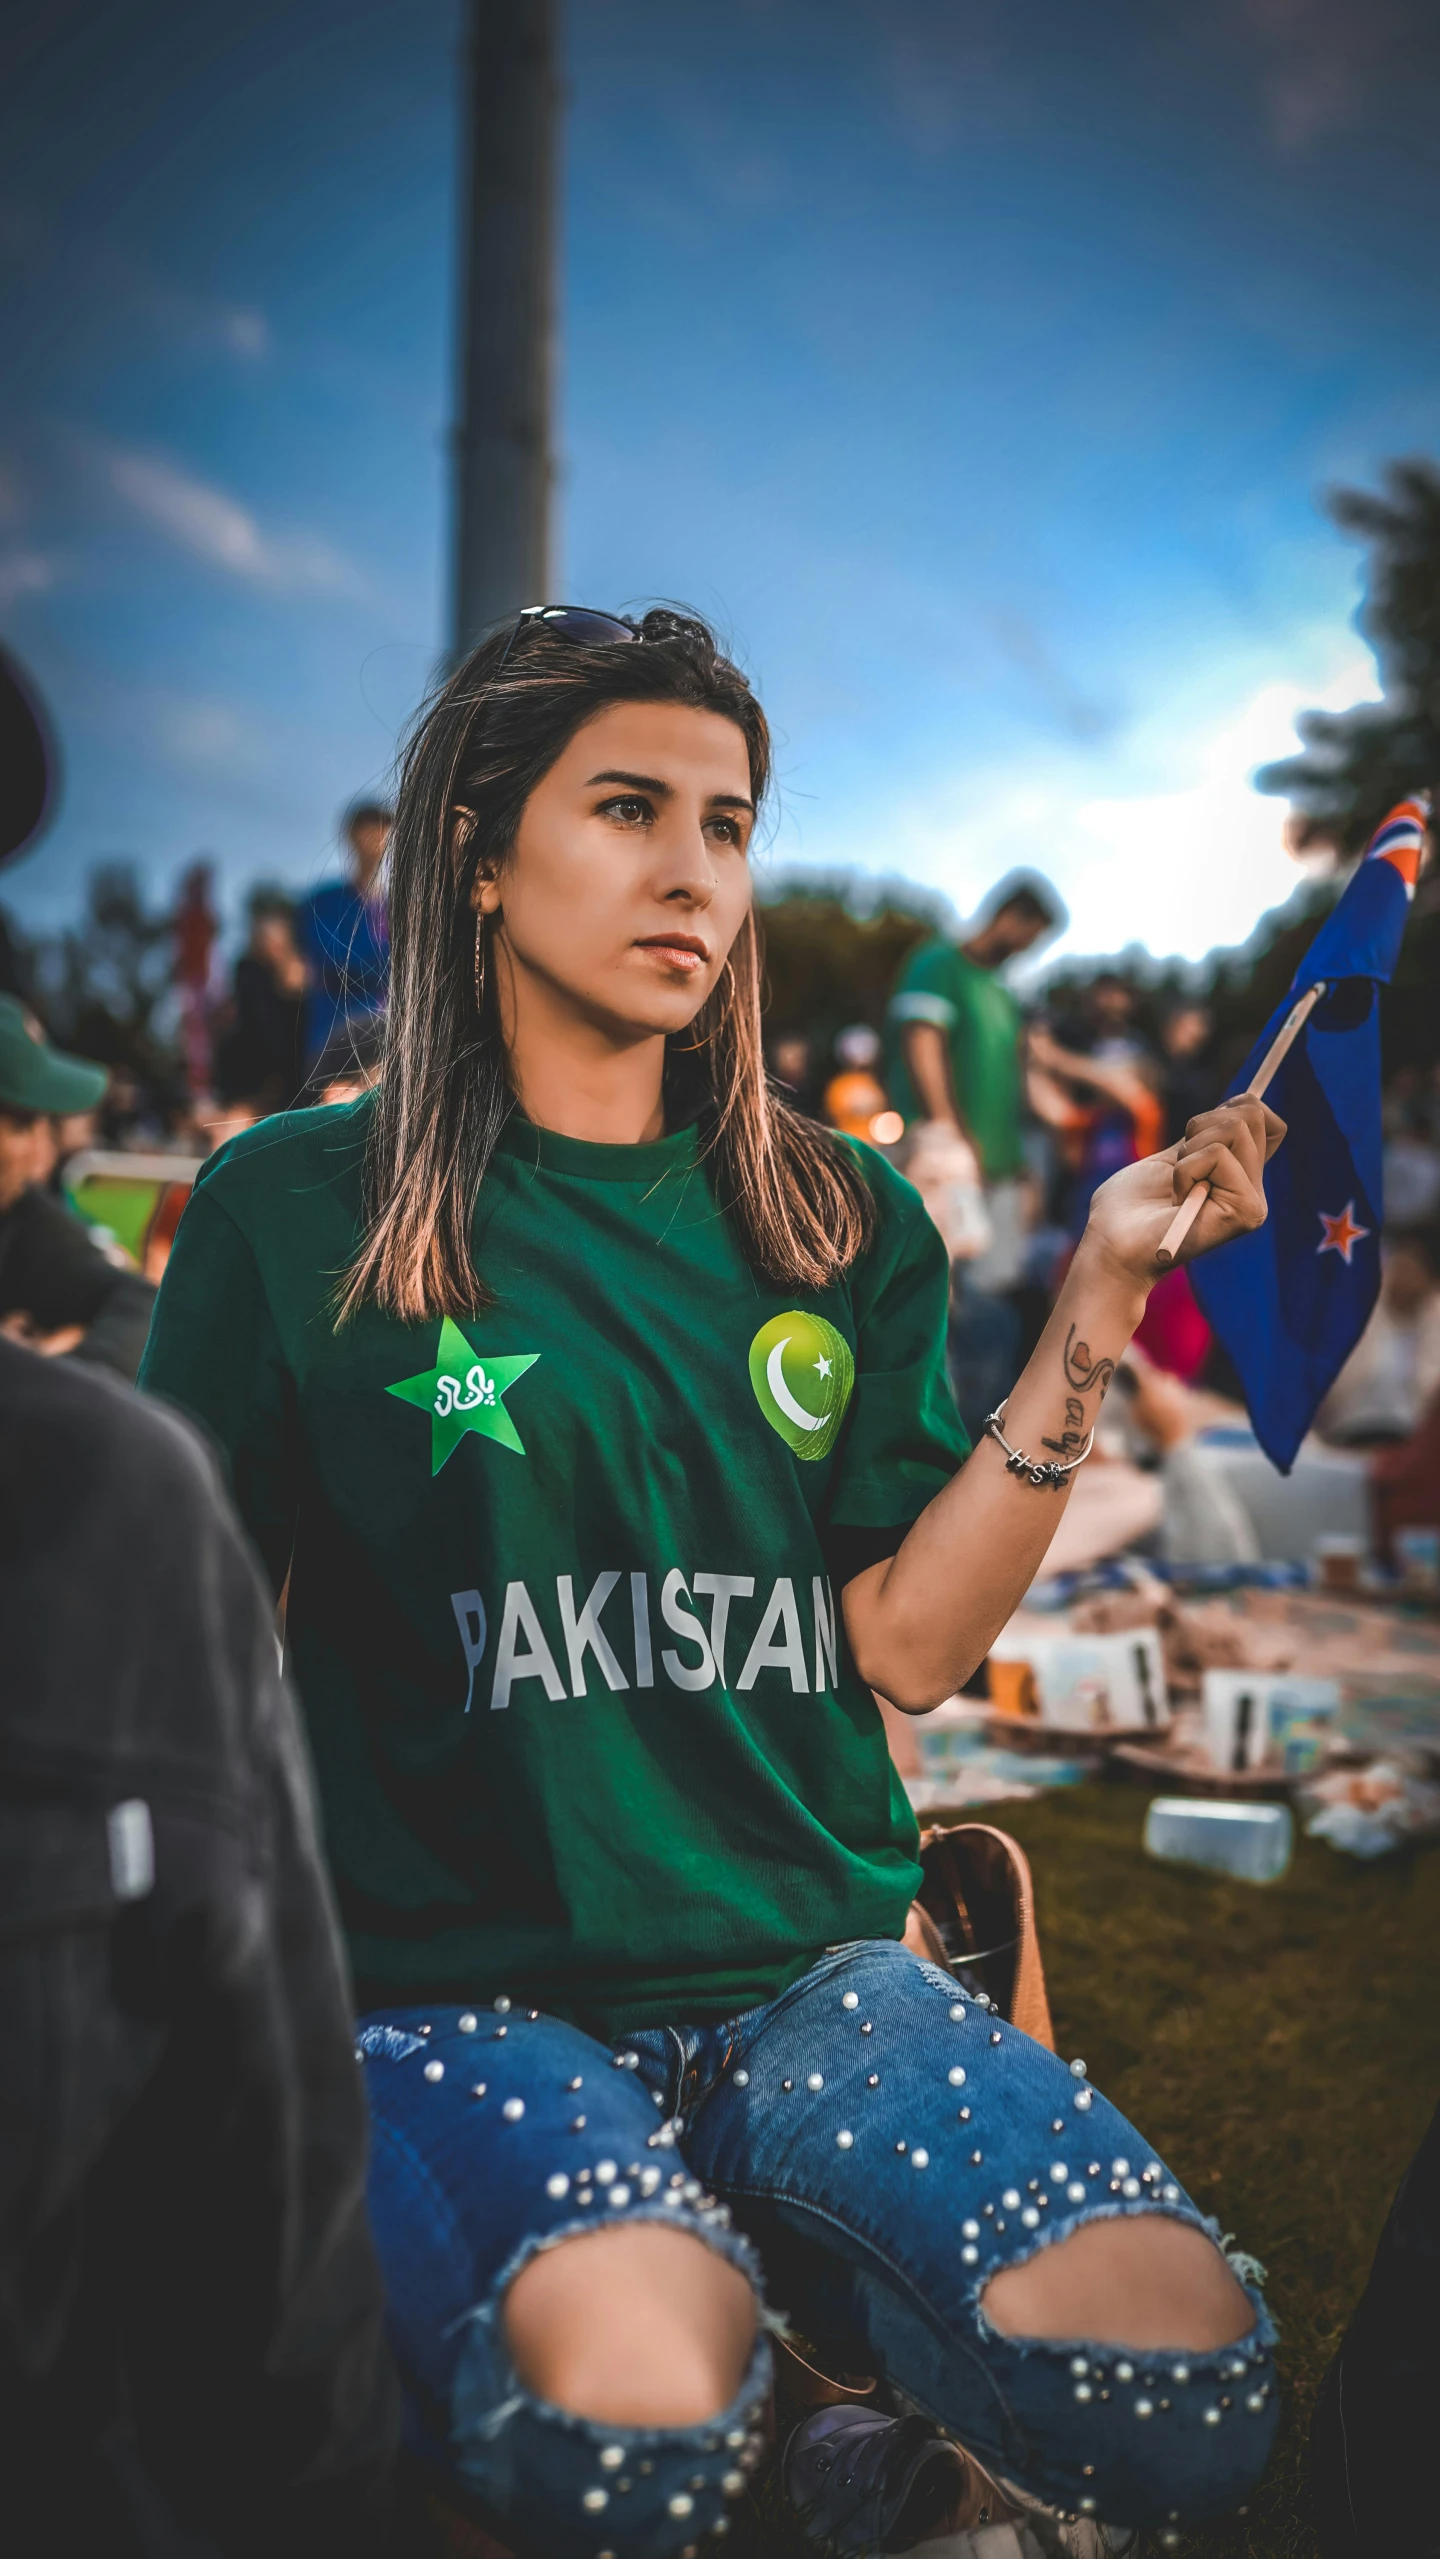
top-left (821, 647), bottom-right (1383, 965)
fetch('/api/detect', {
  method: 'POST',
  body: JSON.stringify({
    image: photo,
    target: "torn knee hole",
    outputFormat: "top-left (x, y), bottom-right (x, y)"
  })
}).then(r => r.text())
top-left (503, 2221), bottom-right (760, 2428)
top-left (981, 2216), bottom-right (1253, 2351)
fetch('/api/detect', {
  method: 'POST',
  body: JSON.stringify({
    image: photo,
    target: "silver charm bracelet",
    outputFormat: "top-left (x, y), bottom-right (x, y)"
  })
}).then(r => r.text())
top-left (982, 1396), bottom-right (1095, 1491)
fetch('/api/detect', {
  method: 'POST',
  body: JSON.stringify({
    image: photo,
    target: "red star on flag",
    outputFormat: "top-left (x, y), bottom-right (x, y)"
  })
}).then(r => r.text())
top-left (1316, 1201), bottom-right (1370, 1264)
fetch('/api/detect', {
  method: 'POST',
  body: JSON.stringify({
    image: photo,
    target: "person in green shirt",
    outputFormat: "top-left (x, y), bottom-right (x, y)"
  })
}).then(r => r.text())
top-left (886, 877), bottom-right (1065, 1438)
top-left (141, 608), bottom-right (1278, 2554)
top-left (887, 874), bottom-right (1064, 1322)
top-left (886, 876), bottom-right (1063, 1182)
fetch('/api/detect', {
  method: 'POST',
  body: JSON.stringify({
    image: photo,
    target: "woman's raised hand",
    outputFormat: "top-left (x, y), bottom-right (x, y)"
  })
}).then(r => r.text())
top-left (1079, 1094), bottom-right (1286, 1289)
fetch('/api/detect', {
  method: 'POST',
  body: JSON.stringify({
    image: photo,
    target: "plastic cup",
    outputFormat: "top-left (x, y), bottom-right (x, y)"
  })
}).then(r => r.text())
top-left (1314, 1533), bottom-right (1364, 1593)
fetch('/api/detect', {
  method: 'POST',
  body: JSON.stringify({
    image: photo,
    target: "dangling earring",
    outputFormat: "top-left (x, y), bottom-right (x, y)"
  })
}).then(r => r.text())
top-left (473, 910), bottom-right (487, 1017)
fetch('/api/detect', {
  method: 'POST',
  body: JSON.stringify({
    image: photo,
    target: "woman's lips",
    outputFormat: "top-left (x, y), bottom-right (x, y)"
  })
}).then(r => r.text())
top-left (634, 935), bottom-right (709, 972)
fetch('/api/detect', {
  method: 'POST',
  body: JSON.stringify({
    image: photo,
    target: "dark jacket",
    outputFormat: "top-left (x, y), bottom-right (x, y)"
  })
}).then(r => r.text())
top-left (0, 1341), bottom-right (397, 2557)
top-left (0, 1185), bottom-right (156, 1379)
top-left (215, 953), bottom-right (305, 1113)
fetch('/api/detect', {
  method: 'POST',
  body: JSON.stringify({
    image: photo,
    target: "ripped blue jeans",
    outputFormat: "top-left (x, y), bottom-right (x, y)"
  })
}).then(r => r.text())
top-left (361, 1940), bottom-right (1277, 2555)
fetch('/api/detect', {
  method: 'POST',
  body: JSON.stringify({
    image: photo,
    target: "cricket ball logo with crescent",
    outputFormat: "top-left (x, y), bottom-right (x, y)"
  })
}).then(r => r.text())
top-left (748, 1310), bottom-right (854, 1460)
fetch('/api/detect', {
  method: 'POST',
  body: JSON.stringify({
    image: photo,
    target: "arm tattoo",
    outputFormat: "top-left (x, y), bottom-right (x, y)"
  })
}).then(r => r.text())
top-left (1062, 1325), bottom-right (1115, 1398)
top-left (1041, 1335), bottom-right (1115, 1458)
top-left (1041, 1395), bottom-right (1089, 1459)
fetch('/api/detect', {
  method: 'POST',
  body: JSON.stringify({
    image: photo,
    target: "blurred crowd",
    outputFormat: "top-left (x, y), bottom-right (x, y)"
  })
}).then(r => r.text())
top-left (177, 796), bottom-right (393, 1143)
top-left (766, 870), bottom-right (1440, 1576)
top-left (4, 837), bottom-right (1440, 1545)
top-left (0, 799), bottom-right (392, 1371)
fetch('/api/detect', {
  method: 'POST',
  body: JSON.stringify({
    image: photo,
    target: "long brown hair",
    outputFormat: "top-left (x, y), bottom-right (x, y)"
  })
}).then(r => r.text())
top-left (338, 607), bottom-right (877, 1325)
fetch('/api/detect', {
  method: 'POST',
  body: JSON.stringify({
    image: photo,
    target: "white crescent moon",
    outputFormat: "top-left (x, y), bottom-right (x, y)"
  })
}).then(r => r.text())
top-left (767, 1337), bottom-right (826, 1431)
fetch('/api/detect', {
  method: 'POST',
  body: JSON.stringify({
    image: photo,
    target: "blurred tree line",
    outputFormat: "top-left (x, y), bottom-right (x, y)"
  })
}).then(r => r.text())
top-left (1258, 459), bottom-right (1440, 850)
top-left (1253, 454), bottom-right (1440, 1078)
top-left (14, 863), bottom-right (184, 1104)
top-left (756, 872), bottom-right (947, 1049)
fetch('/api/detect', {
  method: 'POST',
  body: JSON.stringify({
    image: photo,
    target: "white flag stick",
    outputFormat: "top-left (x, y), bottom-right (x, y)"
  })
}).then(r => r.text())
top-left (1153, 980), bottom-right (1328, 1269)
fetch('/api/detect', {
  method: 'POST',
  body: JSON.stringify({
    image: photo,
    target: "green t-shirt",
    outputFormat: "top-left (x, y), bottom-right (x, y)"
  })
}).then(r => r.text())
top-left (886, 937), bottom-right (1026, 1179)
top-left (138, 1099), bottom-right (968, 2040)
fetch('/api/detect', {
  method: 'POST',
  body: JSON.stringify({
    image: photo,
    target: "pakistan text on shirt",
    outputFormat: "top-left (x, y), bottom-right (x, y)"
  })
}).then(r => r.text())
top-left (452, 1569), bottom-right (841, 1711)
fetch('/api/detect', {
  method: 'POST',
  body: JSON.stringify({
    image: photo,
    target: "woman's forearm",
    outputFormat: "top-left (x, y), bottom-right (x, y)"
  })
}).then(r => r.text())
top-left (842, 1239), bottom-right (1147, 1709)
top-left (842, 1093), bottom-right (1278, 1710)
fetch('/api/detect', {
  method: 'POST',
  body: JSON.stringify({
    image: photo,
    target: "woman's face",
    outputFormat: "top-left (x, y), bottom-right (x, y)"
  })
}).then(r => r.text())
top-left (474, 700), bottom-right (757, 1040)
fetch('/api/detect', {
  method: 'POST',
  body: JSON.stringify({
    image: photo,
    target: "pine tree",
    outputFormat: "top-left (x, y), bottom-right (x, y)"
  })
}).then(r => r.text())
top-left (1256, 458), bottom-right (1440, 852)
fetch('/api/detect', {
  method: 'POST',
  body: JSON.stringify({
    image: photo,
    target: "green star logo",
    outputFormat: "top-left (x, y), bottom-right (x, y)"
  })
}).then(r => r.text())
top-left (386, 1318), bottom-right (540, 1474)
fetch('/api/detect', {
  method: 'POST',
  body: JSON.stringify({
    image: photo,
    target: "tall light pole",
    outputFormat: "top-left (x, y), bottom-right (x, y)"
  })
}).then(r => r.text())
top-left (451, 0), bottom-right (559, 657)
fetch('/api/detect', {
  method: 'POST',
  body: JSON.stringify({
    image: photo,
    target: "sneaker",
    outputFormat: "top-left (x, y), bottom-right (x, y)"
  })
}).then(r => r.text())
top-left (905, 2456), bottom-right (1141, 2559)
top-left (906, 2521), bottom-right (1137, 2559)
top-left (989, 2478), bottom-right (1141, 2559)
top-left (781, 2404), bottom-right (971, 2555)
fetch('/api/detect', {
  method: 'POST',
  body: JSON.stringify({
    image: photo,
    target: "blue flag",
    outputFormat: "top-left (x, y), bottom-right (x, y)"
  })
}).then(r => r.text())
top-left (1189, 798), bottom-right (1426, 1473)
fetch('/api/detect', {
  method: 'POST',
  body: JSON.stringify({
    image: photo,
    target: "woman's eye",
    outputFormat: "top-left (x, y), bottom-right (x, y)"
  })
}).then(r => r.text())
top-left (706, 816), bottom-right (744, 848)
top-left (598, 795), bottom-right (651, 826)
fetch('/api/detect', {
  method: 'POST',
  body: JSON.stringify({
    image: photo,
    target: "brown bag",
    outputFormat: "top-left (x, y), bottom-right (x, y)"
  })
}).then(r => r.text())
top-left (905, 1820), bottom-right (1055, 2050)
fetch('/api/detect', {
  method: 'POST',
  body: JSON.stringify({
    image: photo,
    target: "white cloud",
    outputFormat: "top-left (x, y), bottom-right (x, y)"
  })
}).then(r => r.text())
top-left (152, 696), bottom-right (256, 772)
top-left (812, 640), bottom-right (1383, 965)
top-left (164, 293), bottom-right (271, 361)
top-left (118, 262), bottom-right (274, 362)
top-left (102, 444), bottom-right (361, 596)
top-left (219, 306), bottom-right (271, 360)
top-left (1059, 675), bottom-right (1372, 959)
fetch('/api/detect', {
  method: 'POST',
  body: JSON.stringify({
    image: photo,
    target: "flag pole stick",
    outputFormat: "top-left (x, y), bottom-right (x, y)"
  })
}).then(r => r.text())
top-left (1153, 980), bottom-right (1328, 1269)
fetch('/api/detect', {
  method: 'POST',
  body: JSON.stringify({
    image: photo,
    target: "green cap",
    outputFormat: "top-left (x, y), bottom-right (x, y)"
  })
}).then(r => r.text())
top-left (0, 996), bottom-right (109, 1115)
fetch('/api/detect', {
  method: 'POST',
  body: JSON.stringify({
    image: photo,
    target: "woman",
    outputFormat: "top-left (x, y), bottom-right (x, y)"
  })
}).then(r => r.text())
top-left (141, 609), bottom-right (1280, 2554)
top-left (213, 890), bottom-right (308, 1117)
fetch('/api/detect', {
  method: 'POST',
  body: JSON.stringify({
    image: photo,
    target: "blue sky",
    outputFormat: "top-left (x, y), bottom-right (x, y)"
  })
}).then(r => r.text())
top-left (2, 0), bottom-right (1436, 961)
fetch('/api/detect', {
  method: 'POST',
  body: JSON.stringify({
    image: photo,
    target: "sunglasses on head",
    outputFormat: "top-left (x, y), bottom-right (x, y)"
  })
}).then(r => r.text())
top-left (494, 604), bottom-right (639, 675)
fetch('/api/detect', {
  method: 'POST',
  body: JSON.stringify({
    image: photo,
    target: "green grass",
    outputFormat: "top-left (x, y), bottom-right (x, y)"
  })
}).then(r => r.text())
top-left (733, 1784), bottom-right (1440, 2557)
top-left (1000, 1785), bottom-right (1438, 2554)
